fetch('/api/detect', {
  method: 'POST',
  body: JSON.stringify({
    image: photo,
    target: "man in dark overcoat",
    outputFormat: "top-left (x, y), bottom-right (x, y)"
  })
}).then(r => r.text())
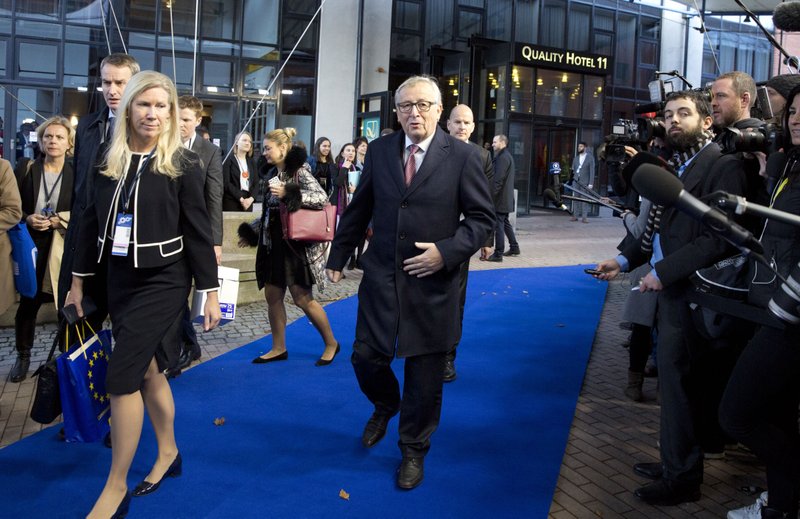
top-left (326, 76), bottom-right (494, 490)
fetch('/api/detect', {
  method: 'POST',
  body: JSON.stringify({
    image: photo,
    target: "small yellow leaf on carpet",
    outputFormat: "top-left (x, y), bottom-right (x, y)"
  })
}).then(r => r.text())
top-left (214, 417), bottom-right (226, 426)
top-left (339, 489), bottom-right (350, 500)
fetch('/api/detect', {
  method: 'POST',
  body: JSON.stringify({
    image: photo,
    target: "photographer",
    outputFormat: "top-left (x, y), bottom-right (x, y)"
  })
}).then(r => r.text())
top-left (718, 83), bottom-right (800, 519)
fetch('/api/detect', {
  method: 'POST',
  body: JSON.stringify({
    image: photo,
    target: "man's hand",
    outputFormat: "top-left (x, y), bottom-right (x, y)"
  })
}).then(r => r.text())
top-left (480, 246), bottom-right (494, 260)
top-left (326, 269), bottom-right (342, 283)
top-left (403, 242), bottom-right (444, 278)
top-left (214, 245), bottom-right (222, 265)
top-left (638, 271), bottom-right (664, 292)
top-left (26, 213), bottom-right (51, 231)
top-left (594, 259), bottom-right (621, 281)
top-left (64, 279), bottom-right (85, 319)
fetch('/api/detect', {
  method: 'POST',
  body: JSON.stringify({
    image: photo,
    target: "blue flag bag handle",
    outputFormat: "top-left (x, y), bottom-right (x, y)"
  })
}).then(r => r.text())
top-left (7, 221), bottom-right (38, 298)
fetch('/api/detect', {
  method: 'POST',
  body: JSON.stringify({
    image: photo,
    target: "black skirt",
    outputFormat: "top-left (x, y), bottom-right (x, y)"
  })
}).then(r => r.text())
top-left (257, 210), bottom-right (314, 288)
top-left (104, 250), bottom-right (190, 394)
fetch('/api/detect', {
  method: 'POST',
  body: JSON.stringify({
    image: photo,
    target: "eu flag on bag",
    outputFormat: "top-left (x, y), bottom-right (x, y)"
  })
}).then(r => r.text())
top-left (8, 222), bottom-right (37, 298)
top-left (57, 329), bottom-right (113, 443)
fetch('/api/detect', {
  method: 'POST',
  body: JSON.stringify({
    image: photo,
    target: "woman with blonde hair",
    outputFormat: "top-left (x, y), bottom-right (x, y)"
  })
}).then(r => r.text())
top-left (222, 131), bottom-right (256, 211)
top-left (238, 127), bottom-right (340, 366)
top-left (10, 116), bottom-right (75, 383)
top-left (66, 70), bottom-right (221, 519)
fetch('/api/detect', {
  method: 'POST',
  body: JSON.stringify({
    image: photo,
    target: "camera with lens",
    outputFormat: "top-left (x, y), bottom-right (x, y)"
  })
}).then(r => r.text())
top-left (605, 118), bottom-right (665, 164)
top-left (768, 260), bottom-right (800, 325)
top-left (717, 123), bottom-right (784, 156)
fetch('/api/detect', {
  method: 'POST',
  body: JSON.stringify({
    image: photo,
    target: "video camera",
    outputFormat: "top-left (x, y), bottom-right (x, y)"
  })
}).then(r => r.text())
top-left (717, 123), bottom-right (784, 155)
top-left (604, 119), bottom-right (666, 164)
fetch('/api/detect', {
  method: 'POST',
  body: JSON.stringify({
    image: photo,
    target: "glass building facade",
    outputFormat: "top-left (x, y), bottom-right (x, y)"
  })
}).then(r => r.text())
top-left (388, 0), bottom-right (773, 213)
top-left (1, 0), bottom-right (318, 166)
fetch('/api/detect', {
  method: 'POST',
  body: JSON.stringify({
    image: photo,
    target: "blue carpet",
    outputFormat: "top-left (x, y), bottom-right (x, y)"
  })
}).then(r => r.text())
top-left (0, 266), bottom-right (606, 518)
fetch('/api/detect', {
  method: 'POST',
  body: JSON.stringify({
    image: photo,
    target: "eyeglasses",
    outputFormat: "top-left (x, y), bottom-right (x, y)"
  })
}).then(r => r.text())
top-left (396, 100), bottom-right (437, 113)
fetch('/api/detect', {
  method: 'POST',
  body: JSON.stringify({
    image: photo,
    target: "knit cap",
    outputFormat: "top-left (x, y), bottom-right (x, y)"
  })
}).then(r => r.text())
top-left (766, 74), bottom-right (800, 100)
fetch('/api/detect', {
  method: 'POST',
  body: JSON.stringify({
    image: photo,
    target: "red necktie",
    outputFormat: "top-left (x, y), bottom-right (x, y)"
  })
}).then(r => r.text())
top-left (404, 144), bottom-right (419, 186)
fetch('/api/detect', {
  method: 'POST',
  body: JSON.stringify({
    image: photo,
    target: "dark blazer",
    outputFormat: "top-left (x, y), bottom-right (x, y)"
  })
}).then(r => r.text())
top-left (222, 154), bottom-right (257, 211)
top-left (327, 128), bottom-right (495, 357)
top-left (622, 142), bottom-right (748, 288)
top-left (73, 148), bottom-right (218, 291)
top-left (493, 147), bottom-right (516, 213)
top-left (189, 136), bottom-right (224, 245)
top-left (58, 109), bottom-right (111, 307)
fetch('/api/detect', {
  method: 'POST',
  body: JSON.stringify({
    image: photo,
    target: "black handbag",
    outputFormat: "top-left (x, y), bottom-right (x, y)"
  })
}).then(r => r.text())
top-left (29, 319), bottom-right (63, 424)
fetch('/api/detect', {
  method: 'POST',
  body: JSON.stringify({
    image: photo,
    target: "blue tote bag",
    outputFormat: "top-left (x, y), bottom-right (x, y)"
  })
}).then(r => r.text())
top-left (7, 222), bottom-right (37, 298)
top-left (57, 326), bottom-right (113, 443)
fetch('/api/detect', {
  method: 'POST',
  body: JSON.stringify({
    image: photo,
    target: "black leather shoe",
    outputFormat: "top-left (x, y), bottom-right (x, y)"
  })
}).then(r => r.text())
top-left (486, 253), bottom-right (503, 262)
top-left (396, 457), bottom-right (424, 490)
top-left (633, 462), bottom-right (663, 480)
top-left (111, 492), bottom-right (131, 519)
top-left (503, 247), bottom-right (521, 256)
top-left (315, 343), bottom-right (340, 366)
top-left (634, 479), bottom-right (700, 506)
top-left (132, 453), bottom-right (182, 497)
top-left (9, 355), bottom-right (30, 383)
top-left (443, 358), bottom-right (456, 382)
top-left (361, 410), bottom-right (397, 448)
top-left (252, 351), bottom-right (288, 364)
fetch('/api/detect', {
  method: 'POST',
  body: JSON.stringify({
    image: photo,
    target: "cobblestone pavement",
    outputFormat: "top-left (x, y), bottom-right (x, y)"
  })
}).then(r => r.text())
top-left (0, 208), bottom-right (764, 517)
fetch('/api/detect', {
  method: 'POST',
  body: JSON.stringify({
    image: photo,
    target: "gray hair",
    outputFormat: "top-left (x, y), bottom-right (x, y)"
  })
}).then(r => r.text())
top-left (395, 75), bottom-right (442, 106)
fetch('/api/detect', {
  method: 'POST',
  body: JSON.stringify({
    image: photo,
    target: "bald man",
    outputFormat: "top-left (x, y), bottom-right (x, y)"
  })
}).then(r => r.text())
top-left (444, 104), bottom-right (496, 382)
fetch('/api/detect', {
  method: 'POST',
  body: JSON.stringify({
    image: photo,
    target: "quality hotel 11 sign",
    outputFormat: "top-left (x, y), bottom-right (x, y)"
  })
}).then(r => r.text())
top-left (516, 44), bottom-right (612, 74)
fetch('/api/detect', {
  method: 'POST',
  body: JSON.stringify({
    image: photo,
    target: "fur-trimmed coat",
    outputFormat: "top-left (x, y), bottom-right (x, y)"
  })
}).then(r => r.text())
top-left (238, 146), bottom-right (329, 291)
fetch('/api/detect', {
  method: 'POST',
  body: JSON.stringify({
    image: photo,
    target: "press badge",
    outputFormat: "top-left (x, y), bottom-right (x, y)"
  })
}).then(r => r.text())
top-left (111, 213), bottom-right (133, 256)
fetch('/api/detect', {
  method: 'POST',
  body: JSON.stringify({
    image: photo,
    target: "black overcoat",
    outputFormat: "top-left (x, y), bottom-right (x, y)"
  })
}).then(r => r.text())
top-left (327, 128), bottom-right (494, 357)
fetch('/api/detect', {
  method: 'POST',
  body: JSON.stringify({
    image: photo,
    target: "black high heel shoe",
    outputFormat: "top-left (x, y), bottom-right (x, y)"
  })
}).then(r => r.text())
top-left (111, 492), bottom-right (131, 519)
top-left (315, 343), bottom-right (340, 367)
top-left (252, 351), bottom-right (288, 364)
top-left (132, 453), bottom-right (182, 497)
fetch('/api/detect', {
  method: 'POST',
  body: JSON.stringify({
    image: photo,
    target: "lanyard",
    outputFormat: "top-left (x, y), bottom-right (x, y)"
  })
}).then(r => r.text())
top-left (120, 150), bottom-right (155, 213)
top-left (41, 168), bottom-right (64, 209)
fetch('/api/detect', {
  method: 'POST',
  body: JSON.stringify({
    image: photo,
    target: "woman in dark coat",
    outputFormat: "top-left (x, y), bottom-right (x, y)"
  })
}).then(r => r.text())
top-left (222, 131), bottom-right (257, 211)
top-left (238, 127), bottom-right (339, 366)
top-left (10, 116), bottom-right (75, 383)
top-left (719, 84), bottom-right (800, 519)
top-left (307, 136), bottom-right (334, 194)
top-left (66, 71), bottom-right (221, 519)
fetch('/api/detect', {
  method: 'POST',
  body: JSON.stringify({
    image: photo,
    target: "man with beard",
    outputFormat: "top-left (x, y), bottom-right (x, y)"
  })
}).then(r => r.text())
top-left (592, 90), bottom-right (749, 506)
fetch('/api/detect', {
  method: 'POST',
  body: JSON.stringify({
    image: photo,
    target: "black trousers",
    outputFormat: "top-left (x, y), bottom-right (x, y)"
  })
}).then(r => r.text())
top-left (351, 341), bottom-right (446, 458)
top-left (494, 212), bottom-right (518, 252)
top-left (628, 324), bottom-right (652, 373)
top-left (447, 259), bottom-right (471, 361)
top-left (720, 325), bottom-right (800, 515)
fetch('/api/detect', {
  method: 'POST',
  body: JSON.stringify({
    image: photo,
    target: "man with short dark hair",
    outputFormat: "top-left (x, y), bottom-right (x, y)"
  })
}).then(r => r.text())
top-left (165, 95), bottom-right (224, 376)
top-left (571, 141), bottom-right (595, 223)
top-left (595, 90), bottom-right (750, 506)
top-left (326, 76), bottom-right (494, 490)
top-left (58, 53), bottom-right (140, 319)
top-left (487, 134), bottom-right (519, 260)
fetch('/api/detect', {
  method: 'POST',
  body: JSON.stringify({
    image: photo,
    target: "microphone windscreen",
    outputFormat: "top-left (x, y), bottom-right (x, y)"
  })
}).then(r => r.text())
top-left (632, 164), bottom-right (683, 206)
top-left (543, 188), bottom-right (560, 203)
top-left (774, 1), bottom-right (800, 32)
top-left (621, 151), bottom-right (669, 191)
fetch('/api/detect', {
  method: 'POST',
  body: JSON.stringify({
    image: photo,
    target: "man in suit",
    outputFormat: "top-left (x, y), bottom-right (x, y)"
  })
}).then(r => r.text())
top-left (486, 134), bottom-right (519, 261)
top-left (595, 90), bottom-right (749, 506)
top-left (58, 53), bottom-right (140, 323)
top-left (444, 104), bottom-right (494, 382)
top-left (570, 141), bottom-right (595, 223)
top-left (325, 76), bottom-right (494, 490)
top-left (167, 95), bottom-right (224, 376)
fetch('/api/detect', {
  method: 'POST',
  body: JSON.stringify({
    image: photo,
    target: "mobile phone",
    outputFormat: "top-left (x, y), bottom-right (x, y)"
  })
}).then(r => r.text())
top-left (755, 86), bottom-right (773, 120)
top-left (584, 268), bottom-right (603, 276)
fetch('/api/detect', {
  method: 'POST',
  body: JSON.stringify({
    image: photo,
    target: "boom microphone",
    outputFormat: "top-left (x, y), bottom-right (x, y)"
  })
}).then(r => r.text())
top-left (620, 151), bottom-right (671, 193)
top-left (544, 188), bottom-right (573, 215)
top-left (774, 1), bottom-right (800, 32)
top-left (632, 164), bottom-right (764, 254)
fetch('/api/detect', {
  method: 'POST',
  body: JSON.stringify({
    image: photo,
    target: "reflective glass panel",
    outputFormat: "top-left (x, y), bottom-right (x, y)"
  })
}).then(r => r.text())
top-left (15, 20), bottom-right (62, 38)
top-left (481, 66), bottom-right (506, 120)
top-left (583, 76), bottom-right (604, 121)
top-left (203, 60), bottom-right (233, 89)
top-left (510, 66), bottom-right (534, 114)
top-left (19, 42), bottom-right (57, 79)
top-left (243, 0), bottom-right (278, 44)
top-left (203, 1), bottom-right (238, 40)
top-left (160, 55), bottom-right (194, 91)
top-left (459, 10), bottom-right (482, 39)
top-left (66, 0), bottom-right (103, 25)
top-left (243, 62), bottom-right (276, 94)
top-left (396, 1), bottom-right (422, 31)
top-left (0, 40), bottom-right (6, 76)
top-left (126, 0), bottom-right (157, 31)
top-left (18, 0), bottom-right (59, 18)
top-left (535, 69), bottom-right (580, 119)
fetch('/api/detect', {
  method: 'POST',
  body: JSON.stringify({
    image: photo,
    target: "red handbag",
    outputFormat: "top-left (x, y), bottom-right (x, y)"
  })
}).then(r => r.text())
top-left (280, 203), bottom-right (336, 242)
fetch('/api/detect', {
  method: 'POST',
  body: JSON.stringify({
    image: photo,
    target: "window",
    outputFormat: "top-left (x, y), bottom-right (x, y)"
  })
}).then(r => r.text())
top-left (283, 16), bottom-right (317, 51)
top-left (160, 55), bottom-right (194, 91)
top-left (202, 1), bottom-right (238, 40)
top-left (583, 76), bottom-right (604, 121)
top-left (66, 0), bottom-right (104, 25)
top-left (481, 66), bottom-right (506, 120)
top-left (126, 0), bottom-right (157, 31)
top-left (510, 66), bottom-right (534, 114)
top-left (160, 1), bottom-right (196, 36)
top-left (541, 1), bottom-right (565, 48)
top-left (243, 0), bottom-right (278, 44)
top-left (615, 14), bottom-right (636, 85)
top-left (458, 9), bottom-right (482, 40)
top-left (486, 0), bottom-right (511, 40)
top-left (243, 62), bottom-right (276, 95)
top-left (0, 40), bottom-right (6, 77)
top-left (15, 20), bottom-right (61, 38)
top-left (203, 60), bottom-right (234, 90)
top-left (391, 33), bottom-right (421, 61)
top-left (535, 70), bottom-right (580, 119)
top-left (568, 4), bottom-right (591, 51)
top-left (396, 1), bottom-right (422, 31)
top-left (18, 42), bottom-right (57, 79)
top-left (514, 0), bottom-right (539, 43)
top-left (426, 1), bottom-right (454, 47)
top-left (17, 0), bottom-right (59, 19)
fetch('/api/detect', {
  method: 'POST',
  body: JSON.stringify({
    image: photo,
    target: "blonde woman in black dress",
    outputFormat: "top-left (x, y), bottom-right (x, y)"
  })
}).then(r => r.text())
top-left (67, 71), bottom-right (221, 519)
